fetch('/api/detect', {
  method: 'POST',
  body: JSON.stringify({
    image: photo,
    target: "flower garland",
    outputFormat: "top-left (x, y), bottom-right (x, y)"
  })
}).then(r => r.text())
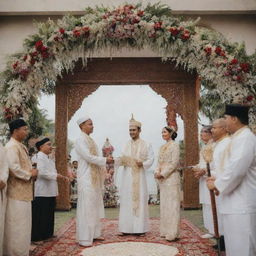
top-left (0, 3), bottom-right (255, 128)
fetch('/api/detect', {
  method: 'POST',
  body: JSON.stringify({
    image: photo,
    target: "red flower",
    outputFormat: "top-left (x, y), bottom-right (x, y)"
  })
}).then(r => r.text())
top-left (181, 31), bottom-right (190, 40)
top-left (137, 10), bottom-right (144, 17)
top-left (132, 17), bottom-right (140, 24)
top-left (154, 22), bottom-right (162, 30)
top-left (83, 26), bottom-right (90, 32)
top-left (23, 55), bottom-right (28, 61)
top-left (236, 76), bottom-right (242, 82)
top-left (82, 26), bottom-right (90, 37)
top-left (220, 51), bottom-right (226, 57)
top-left (40, 46), bottom-right (48, 52)
top-left (30, 58), bottom-right (36, 65)
top-left (35, 40), bottom-right (43, 51)
top-left (5, 113), bottom-right (13, 120)
top-left (59, 28), bottom-right (65, 34)
top-left (54, 36), bottom-right (60, 41)
top-left (73, 29), bottom-right (81, 37)
top-left (4, 108), bottom-right (10, 113)
top-left (169, 27), bottom-right (179, 36)
top-left (234, 75), bottom-right (242, 82)
top-left (124, 4), bottom-right (134, 10)
top-left (215, 46), bottom-right (222, 55)
top-left (204, 47), bottom-right (212, 56)
top-left (240, 63), bottom-right (250, 73)
top-left (148, 32), bottom-right (156, 38)
top-left (230, 58), bottom-right (238, 65)
top-left (31, 51), bottom-right (38, 57)
top-left (12, 61), bottom-right (19, 70)
top-left (246, 95), bottom-right (254, 102)
top-left (41, 51), bottom-right (49, 59)
top-left (20, 69), bottom-right (29, 81)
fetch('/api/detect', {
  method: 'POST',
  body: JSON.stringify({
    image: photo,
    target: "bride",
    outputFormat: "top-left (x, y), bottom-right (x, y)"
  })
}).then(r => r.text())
top-left (154, 126), bottom-right (180, 241)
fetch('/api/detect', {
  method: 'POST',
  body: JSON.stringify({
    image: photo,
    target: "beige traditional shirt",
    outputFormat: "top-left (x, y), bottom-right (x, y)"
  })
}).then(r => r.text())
top-left (5, 137), bottom-right (33, 201)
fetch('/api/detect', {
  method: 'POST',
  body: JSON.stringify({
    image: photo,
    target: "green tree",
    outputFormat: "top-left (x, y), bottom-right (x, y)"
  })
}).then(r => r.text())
top-left (199, 86), bottom-right (225, 121)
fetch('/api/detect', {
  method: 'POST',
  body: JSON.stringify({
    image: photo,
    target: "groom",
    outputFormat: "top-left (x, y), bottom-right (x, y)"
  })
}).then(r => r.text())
top-left (116, 115), bottom-right (154, 235)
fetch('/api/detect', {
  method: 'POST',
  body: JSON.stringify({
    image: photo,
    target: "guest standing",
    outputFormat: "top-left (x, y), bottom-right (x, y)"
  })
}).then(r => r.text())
top-left (154, 126), bottom-right (180, 241)
top-left (31, 138), bottom-right (66, 242)
top-left (207, 104), bottom-right (256, 256)
top-left (193, 126), bottom-right (214, 238)
top-left (75, 116), bottom-right (113, 247)
top-left (4, 119), bottom-right (38, 256)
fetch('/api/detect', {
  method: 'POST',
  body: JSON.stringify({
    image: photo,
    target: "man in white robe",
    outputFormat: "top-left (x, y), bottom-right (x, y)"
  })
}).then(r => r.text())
top-left (193, 126), bottom-right (214, 238)
top-left (0, 144), bottom-right (9, 256)
top-left (207, 104), bottom-right (256, 256)
top-left (75, 116), bottom-right (113, 247)
top-left (4, 119), bottom-right (38, 256)
top-left (210, 118), bottom-right (231, 250)
top-left (116, 115), bottom-right (154, 235)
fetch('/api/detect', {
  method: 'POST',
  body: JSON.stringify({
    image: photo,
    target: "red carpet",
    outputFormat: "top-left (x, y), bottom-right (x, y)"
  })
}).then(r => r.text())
top-left (30, 218), bottom-right (218, 256)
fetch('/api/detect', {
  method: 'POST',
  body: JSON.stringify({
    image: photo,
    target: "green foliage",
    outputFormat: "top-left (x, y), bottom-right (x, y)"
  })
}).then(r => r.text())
top-left (144, 2), bottom-right (172, 18)
top-left (199, 86), bottom-right (225, 121)
top-left (23, 33), bottom-right (43, 49)
top-left (26, 102), bottom-right (54, 141)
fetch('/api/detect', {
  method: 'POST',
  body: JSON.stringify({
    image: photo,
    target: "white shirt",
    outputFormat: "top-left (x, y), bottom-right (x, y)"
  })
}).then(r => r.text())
top-left (215, 127), bottom-right (256, 214)
top-left (211, 136), bottom-right (231, 178)
top-left (0, 144), bottom-right (8, 184)
top-left (32, 151), bottom-right (58, 197)
top-left (197, 142), bottom-right (214, 205)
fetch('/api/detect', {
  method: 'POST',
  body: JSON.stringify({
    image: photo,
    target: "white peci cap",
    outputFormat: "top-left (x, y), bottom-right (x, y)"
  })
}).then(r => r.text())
top-left (77, 115), bottom-right (91, 126)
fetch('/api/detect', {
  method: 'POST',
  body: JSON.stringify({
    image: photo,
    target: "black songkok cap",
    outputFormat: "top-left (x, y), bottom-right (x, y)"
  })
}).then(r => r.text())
top-left (9, 119), bottom-right (27, 133)
top-left (35, 138), bottom-right (50, 150)
top-left (224, 104), bottom-right (249, 124)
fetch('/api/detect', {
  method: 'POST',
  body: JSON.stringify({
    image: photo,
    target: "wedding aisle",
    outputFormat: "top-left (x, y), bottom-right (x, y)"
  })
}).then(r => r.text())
top-left (30, 217), bottom-right (218, 256)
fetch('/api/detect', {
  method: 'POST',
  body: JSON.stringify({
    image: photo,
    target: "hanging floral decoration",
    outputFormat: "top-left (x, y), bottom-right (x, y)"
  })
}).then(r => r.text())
top-left (0, 3), bottom-right (255, 129)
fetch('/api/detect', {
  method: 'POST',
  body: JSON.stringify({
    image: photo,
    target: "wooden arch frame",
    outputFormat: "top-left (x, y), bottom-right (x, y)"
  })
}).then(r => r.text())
top-left (55, 57), bottom-right (200, 210)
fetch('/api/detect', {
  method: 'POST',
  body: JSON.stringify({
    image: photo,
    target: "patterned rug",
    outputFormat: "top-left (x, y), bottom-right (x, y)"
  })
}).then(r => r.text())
top-left (30, 218), bottom-right (218, 256)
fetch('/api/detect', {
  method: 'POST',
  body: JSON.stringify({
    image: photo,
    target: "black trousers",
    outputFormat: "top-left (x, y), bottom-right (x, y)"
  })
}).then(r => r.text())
top-left (31, 197), bottom-right (56, 241)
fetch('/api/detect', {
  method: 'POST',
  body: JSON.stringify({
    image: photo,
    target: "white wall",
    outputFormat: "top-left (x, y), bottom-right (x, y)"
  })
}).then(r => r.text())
top-left (0, 1), bottom-right (256, 70)
top-left (1, 0), bottom-right (256, 14)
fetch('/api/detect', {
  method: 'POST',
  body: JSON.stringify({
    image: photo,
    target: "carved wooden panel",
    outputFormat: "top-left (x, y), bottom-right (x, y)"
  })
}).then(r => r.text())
top-left (61, 58), bottom-right (194, 85)
top-left (183, 81), bottom-right (200, 209)
top-left (67, 84), bottom-right (100, 121)
top-left (149, 83), bottom-right (184, 118)
top-left (55, 82), bottom-right (70, 210)
top-left (55, 57), bottom-right (200, 210)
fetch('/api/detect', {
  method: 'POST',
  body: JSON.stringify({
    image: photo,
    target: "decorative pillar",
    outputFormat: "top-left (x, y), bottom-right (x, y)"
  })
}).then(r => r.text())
top-left (183, 80), bottom-right (200, 209)
top-left (55, 82), bottom-right (70, 210)
top-left (166, 103), bottom-right (178, 131)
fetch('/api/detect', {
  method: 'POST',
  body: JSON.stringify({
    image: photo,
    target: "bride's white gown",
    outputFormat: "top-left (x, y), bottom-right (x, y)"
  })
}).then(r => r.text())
top-left (155, 140), bottom-right (180, 241)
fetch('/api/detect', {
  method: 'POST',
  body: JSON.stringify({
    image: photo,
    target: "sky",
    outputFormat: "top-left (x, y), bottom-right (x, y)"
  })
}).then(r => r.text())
top-left (39, 85), bottom-right (186, 160)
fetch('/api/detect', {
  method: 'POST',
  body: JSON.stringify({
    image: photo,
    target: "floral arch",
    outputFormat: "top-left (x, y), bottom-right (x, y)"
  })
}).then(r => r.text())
top-left (0, 2), bottom-right (255, 129)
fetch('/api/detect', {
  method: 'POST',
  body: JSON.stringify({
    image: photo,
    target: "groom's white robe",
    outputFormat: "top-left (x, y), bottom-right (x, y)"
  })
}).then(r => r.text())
top-left (75, 133), bottom-right (106, 246)
top-left (117, 138), bottom-right (154, 233)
